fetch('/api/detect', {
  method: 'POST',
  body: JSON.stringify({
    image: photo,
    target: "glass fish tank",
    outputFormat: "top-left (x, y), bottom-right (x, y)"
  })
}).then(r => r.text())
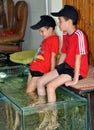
top-left (0, 65), bottom-right (29, 83)
top-left (0, 65), bottom-right (88, 130)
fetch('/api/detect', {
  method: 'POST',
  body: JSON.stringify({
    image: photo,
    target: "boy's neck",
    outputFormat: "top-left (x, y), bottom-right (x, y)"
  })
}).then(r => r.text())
top-left (51, 30), bottom-right (56, 35)
top-left (49, 31), bottom-right (56, 37)
top-left (67, 26), bottom-right (76, 35)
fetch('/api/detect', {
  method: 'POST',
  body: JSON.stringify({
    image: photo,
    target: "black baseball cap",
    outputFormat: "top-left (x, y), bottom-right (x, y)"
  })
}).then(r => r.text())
top-left (51, 5), bottom-right (78, 21)
top-left (30, 15), bottom-right (56, 30)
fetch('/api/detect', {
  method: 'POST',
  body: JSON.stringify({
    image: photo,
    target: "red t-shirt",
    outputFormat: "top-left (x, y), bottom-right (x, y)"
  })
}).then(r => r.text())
top-left (30, 35), bottom-right (59, 73)
top-left (62, 29), bottom-right (88, 78)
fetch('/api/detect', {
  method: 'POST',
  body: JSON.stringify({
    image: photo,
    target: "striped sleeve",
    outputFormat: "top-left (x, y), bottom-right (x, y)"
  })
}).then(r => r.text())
top-left (75, 29), bottom-right (86, 55)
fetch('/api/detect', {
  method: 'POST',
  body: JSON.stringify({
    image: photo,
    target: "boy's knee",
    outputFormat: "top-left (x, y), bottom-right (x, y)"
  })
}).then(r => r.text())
top-left (37, 77), bottom-right (44, 87)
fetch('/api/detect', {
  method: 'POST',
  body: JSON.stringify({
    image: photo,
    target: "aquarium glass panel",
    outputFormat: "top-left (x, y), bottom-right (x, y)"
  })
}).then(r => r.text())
top-left (0, 65), bottom-right (88, 130)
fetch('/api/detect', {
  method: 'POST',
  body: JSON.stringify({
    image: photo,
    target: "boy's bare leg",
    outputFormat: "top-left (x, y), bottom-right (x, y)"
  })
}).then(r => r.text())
top-left (26, 74), bottom-right (42, 105)
top-left (32, 69), bottom-right (58, 105)
top-left (27, 90), bottom-right (38, 105)
top-left (46, 74), bottom-right (72, 102)
top-left (36, 74), bottom-right (71, 129)
top-left (26, 73), bottom-right (39, 93)
top-left (37, 69), bottom-right (59, 96)
top-left (27, 73), bottom-right (32, 86)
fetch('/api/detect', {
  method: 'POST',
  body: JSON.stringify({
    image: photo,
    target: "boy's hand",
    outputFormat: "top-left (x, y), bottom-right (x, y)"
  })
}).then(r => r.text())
top-left (65, 80), bottom-right (78, 86)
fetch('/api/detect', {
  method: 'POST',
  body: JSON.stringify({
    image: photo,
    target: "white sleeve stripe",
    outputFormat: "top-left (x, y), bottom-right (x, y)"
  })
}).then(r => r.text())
top-left (75, 30), bottom-right (86, 54)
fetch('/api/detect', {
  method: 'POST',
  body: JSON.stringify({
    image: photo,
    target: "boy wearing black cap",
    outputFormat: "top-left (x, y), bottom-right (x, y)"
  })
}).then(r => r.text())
top-left (26, 15), bottom-right (59, 99)
top-left (36, 5), bottom-right (88, 104)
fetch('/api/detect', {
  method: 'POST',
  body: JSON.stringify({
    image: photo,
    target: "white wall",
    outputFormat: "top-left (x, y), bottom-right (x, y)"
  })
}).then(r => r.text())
top-left (23, 0), bottom-right (47, 50)
top-left (50, 0), bottom-right (63, 48)
top-left (14, 0), bottom-right (62, 50)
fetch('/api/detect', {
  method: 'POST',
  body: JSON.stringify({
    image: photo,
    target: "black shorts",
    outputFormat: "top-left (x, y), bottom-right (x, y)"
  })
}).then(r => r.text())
top-left (55, 62), bottom-right (83, 80)
top-left (30, 70), bottom-right (44, 77)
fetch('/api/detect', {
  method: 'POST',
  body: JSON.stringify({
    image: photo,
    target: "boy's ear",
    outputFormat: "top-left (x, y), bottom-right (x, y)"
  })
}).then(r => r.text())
top-left (68, 19), bottom-right (73, 24)
top-left (49, 27), bottom-right (54, 30)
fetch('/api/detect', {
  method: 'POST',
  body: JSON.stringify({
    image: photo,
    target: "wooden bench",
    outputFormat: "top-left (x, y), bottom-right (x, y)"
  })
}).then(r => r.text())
top-left (70, 65), bottom-right (94, 93)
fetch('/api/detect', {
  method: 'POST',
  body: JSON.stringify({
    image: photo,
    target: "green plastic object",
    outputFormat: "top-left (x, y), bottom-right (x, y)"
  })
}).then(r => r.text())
top-left (10, 49), bottom-right (37, 64)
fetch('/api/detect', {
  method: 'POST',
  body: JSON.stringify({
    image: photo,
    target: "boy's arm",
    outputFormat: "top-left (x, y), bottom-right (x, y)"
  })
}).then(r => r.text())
top-left (65, 54), bottom-right (81, 86)
top-left (58, 53), bottom-right (66, 65)
top-left (73, 54), bottom-right (81, 83)
top-left (50, 52), bottom-right (57, 70)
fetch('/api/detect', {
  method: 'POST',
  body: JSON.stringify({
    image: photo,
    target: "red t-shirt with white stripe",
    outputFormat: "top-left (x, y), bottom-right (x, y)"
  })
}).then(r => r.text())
top-left (61, 29), bottom-right (88, 78)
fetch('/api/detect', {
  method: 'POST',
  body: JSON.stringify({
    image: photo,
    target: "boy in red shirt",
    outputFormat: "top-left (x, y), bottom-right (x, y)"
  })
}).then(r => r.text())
top-left (26, 15), bottom-right (59, 96)
top-left (36, 5), bottom-right (88, 104)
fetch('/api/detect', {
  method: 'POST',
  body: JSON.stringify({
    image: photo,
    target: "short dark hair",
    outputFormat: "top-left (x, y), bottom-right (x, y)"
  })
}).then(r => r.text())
top-left (63, 16), bottom-right (77, 25)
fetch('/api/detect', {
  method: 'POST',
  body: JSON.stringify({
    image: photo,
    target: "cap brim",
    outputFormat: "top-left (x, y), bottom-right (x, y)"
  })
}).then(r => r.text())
top-left (30, 25), bottom-right (40, 30)
top-left (51, 12), bottom-right (62, 17)
top-left (30, 24), bottom-right (41, 30)
top-left (30, 21), bottom-right (43, 30)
